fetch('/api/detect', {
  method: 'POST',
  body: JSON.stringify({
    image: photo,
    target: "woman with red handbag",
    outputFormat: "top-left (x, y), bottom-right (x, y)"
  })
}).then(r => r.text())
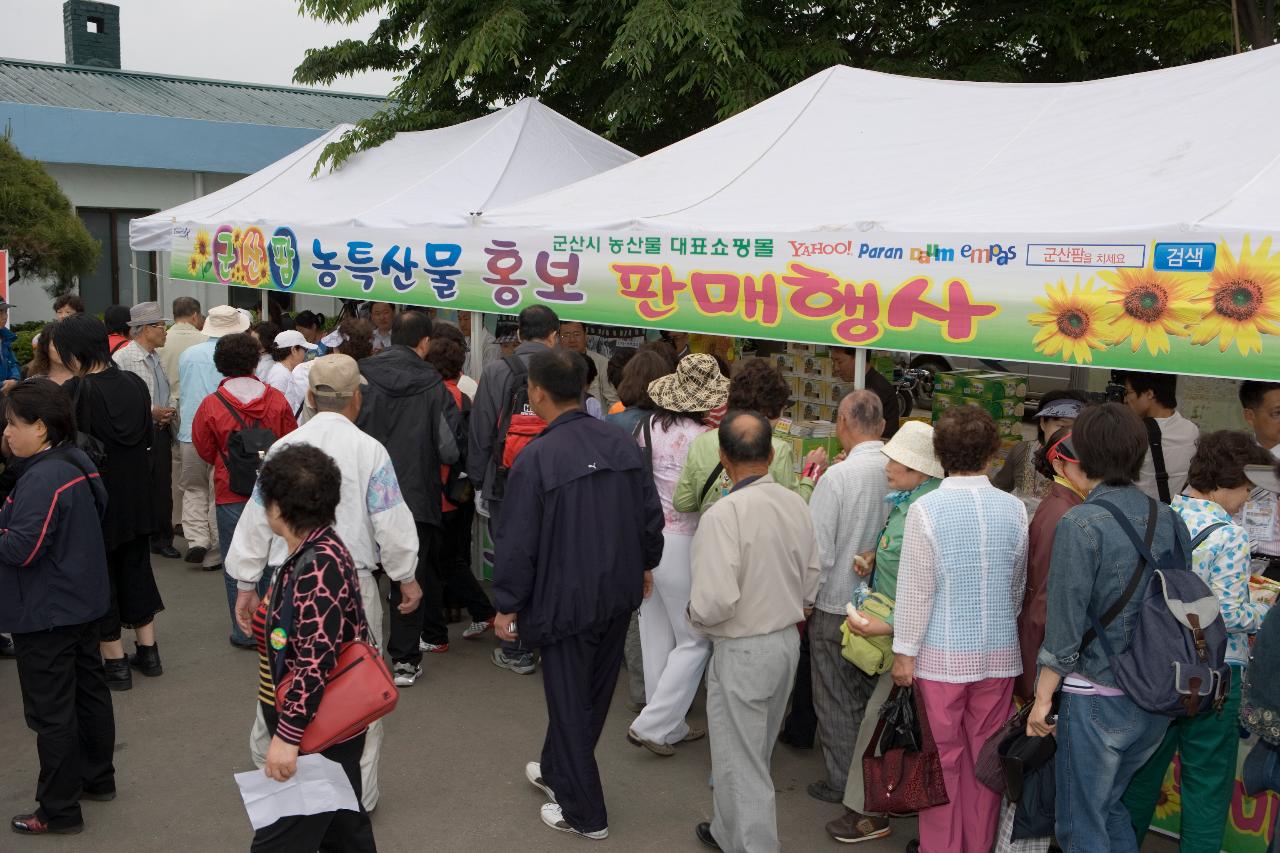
top-left (248, 444), bottom-right (377, 852)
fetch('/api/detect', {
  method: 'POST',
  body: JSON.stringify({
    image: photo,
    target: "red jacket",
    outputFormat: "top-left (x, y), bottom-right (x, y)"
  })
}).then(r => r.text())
top-left (192, 377), bottom-right (297, 505)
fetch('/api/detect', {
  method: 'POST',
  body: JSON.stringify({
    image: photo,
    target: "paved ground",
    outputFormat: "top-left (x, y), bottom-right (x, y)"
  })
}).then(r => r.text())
top-left (1, 548), bottom-right (1178, 852)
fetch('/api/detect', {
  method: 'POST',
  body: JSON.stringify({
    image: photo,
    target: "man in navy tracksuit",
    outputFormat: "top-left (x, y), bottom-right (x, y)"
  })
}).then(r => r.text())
top-left (493, 347), bottom-right (664, 840)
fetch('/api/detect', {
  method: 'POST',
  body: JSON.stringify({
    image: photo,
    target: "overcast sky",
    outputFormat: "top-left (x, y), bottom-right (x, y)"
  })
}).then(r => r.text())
top-left (0, 0), bottom-right (399, 96)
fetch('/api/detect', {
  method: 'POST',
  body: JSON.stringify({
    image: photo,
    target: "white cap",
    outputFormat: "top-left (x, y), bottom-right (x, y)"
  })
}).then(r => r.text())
top-left (274, 329), bottom-right (318, 351)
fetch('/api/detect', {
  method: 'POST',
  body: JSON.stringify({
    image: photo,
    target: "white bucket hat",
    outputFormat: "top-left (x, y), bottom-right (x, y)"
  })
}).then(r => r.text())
top-left (203, 305), bottom-right (251, 338)
top-left (882, 420), bottom-right (945, 479)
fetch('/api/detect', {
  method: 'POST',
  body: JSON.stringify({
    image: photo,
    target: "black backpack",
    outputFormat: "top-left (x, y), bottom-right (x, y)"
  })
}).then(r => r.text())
top-left (214, 393), bottom-right (277, 498)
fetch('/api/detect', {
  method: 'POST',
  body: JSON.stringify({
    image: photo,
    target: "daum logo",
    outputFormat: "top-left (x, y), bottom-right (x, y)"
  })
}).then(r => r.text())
top-left (911, 243), bottom-right (1018, 266)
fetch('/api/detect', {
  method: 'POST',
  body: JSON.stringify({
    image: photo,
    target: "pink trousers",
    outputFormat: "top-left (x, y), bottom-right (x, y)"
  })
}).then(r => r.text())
top-left (915, 676), bottom-right (1014, 853)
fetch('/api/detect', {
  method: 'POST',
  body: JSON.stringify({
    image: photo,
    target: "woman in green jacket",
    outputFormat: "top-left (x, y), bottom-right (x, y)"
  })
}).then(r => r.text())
top-left (825, 420), bottom-right (944, 845)
top-left (673, 358), bottom-right (823, 512)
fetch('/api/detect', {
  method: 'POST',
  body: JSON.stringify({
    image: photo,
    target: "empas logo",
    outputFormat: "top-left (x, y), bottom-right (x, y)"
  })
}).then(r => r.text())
top-left (173, 226), bottom-right (191, 238)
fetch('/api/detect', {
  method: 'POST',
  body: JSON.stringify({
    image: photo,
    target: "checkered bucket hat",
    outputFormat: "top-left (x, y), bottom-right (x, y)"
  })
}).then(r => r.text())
top-left (646, 353), bottom-right (730, 413)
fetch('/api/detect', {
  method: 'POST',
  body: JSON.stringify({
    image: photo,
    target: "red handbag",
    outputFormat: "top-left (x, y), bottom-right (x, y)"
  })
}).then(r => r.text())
top-left (862, 685), bottom-right (950, 814)
top-left (275, 639), bottom-right (399, 755)
top-left (269, 547), bottom-right (398, 756)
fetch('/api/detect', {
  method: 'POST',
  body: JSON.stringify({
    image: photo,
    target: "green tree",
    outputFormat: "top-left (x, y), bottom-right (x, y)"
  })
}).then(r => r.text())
top-left (295, 0), bottom-right (1276, 167)
top-left (0, 135), bottom-right (98, 297)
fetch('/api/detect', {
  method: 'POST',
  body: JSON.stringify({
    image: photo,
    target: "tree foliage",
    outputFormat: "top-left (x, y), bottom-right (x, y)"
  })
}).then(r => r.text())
top-left (295, 0), bottom-right (1277, 168)
top-left (0, 135), bottom-right (99, 296)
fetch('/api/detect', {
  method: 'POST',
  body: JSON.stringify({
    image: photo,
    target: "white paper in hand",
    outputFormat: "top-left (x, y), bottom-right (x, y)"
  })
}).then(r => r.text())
top-left (234, 754), bottom-right (359, 830)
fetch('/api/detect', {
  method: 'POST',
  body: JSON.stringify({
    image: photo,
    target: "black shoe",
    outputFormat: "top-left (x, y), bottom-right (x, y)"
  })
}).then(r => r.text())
top-left (906, 840), bottom-right (920, 853)
top-left (151, 544), bottom-right (181, 559)
top-left (202, 563), bottom-right (224, 573)
top-left (778, 732), bottom-right (814, 749)
top-left (0, 634), bottom-right (14, 657)
top-left (103, 657), bottom-right (132, 692)
top-left (695, 822), bottom-right (721, 851)
top-left (128, 642), bottom-right (162, 677)
top-left (229, 637), bottom-right (257, 651)
top-left (807, 779), bottom-right (844, 803)
top-left (183, 546), bottom-right (207, 564)
top-left (81, 788), bottom-right (116, 802)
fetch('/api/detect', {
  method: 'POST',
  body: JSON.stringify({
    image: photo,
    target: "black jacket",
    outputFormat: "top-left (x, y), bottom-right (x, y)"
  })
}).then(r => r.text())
top-left (491, 410), bottom-right (665, 647)
top-left (0, 445), bottom-right (110, 633)
top-left (356, 345), bottom-right (458, 527)
top-left (467, 341), bottom-right (548, 503)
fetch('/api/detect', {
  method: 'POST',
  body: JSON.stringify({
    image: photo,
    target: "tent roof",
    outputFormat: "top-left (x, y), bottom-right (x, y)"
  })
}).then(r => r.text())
top-left (129, 99), bottom-right (635, 250)
top-left (480, 47), bottom-right (1280, 235)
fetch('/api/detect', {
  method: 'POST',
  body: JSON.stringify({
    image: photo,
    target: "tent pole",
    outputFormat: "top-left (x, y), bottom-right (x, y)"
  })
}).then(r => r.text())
top-left (261, 289), bottom-right (268, 321)
top-left (470, 310), bottom-right (485, 583)
top-left (131, 251), bottom-right (139, 305)
top-left (854, 347), bottom-right (867, 390)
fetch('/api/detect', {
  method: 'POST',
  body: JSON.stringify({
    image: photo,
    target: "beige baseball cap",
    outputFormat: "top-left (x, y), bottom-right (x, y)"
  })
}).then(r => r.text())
top-left (308, 354), bottom-right (366, 398)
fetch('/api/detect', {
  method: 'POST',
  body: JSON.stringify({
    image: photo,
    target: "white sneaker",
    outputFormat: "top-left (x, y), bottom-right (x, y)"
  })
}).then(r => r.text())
top-left (540, 803), bottom-right (607, 839)
top-left (392, 662), bottom-right (421, 686)
top-left (418, 640), bottom-right (449, 653)
top-left (525, 762), bottom-right (556, 803)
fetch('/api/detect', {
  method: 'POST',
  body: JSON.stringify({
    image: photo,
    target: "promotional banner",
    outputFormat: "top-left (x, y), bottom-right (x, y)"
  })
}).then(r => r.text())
top-left (166, 224), bottom-right (1280, 381)
top-left (1149, 748), bottom-right (1278, 852)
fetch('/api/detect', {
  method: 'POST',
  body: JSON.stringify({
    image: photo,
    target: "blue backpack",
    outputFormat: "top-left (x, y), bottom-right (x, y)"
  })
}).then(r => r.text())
top-left (1086, 497), bottom-right (1230, 718)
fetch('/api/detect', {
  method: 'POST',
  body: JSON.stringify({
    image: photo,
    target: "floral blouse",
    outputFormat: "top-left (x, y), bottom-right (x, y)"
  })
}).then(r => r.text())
top-left (1172, 495), bottom-right (1269, 666)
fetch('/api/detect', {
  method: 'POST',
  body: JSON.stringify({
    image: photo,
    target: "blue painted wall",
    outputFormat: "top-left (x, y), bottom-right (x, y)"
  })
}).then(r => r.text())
top-left (0, 101), bottom-right (327, 173)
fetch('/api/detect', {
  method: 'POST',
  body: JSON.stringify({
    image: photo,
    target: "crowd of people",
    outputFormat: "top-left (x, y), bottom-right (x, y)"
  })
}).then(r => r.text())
top-left (4, 292), bottom-right (1280, 853)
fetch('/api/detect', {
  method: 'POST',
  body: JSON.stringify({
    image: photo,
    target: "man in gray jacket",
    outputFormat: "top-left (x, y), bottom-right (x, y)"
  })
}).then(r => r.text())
top-left (689, 410), bottom-right (821, 852)
top-left (467, 304), bottom-right (560, 675)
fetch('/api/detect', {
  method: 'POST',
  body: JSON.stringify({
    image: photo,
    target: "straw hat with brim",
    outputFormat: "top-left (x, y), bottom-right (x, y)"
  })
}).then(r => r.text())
top-left (646, 353), bottom-right (729, 413)
top-left (203, 305), bottom-right (251, 338)
top-left (1246, 464), bottom-right (1280, 495)
top-left (882, 420), bottom-right (945, 480)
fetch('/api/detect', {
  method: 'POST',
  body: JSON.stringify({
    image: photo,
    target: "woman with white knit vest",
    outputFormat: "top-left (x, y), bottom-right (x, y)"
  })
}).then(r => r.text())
top-left (891, 405), bottom-right (1029, 853)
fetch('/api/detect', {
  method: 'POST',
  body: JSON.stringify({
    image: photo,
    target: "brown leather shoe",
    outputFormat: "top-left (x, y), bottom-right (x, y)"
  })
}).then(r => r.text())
top-left (626, 728), bottom-right (675, 757)
top-left (681, 725), bottom-right (707, 743)
top-left (825, 809), bottom-right (891, 844)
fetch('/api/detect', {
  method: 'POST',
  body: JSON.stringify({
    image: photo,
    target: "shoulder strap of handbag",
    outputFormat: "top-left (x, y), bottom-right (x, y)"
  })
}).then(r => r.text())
top-left (699, 462), bottom-right (725, 504)
top-left (1190, 521), bottom-right (1229, 551)
top-left (1079, 496), bottom-right (1159, 653)
top-left (294, 397), bottom-right (305, 419)
top-left (1144, 417), bottom-right (1171, 504)
top-left (269, 543), bottom-right (372, 685)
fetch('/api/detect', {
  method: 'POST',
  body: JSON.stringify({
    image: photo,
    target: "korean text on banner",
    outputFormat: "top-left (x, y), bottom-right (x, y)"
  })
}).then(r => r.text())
top-left (165, 225), bottom-right (1280, 382)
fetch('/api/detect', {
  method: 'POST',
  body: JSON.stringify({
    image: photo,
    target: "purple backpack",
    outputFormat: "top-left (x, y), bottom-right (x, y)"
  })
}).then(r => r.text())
top-left (1088, 498), bottom-right (1230, 718)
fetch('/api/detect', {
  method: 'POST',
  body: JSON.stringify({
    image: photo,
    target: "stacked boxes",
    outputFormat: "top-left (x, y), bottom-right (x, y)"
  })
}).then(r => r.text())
top-left (780, 342), bottom-right (834, 422)
top-left (773, 418), bottom-right (840, 474)
top-left (933, 370), bottom-right (1028, 441)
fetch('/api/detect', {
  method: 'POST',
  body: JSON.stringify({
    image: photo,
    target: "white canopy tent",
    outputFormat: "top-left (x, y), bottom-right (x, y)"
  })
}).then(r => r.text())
top-left (460, 47), bottom-right (1280, 382)
top-left (480, 47), bottom-right (1280, 234)
top-left (130, 98), bottom-right (636, 251)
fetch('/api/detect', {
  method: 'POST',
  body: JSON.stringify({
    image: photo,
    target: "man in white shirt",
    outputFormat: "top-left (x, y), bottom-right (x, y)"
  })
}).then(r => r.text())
top-left (227, 354), bottom-right (422, 812)
top-left (1241, 381), bottom-right (1280, 576)
top-left (805, 390), bottom-right (890, 805)
top-left (1123, 371), bottom-right (1199, 503)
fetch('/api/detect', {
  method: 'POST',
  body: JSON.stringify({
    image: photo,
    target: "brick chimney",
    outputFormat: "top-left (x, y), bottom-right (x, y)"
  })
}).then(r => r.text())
top-left (63, 1), bottom-right (121, 69)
